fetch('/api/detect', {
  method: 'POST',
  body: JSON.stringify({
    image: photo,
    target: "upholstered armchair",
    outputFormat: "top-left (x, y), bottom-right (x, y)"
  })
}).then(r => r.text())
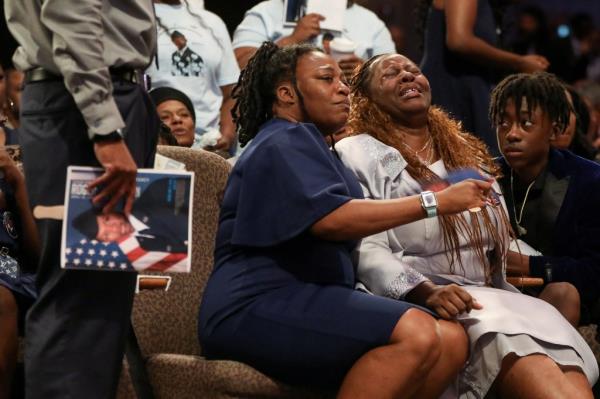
top-left (116, 146), bottom-right (332, 399)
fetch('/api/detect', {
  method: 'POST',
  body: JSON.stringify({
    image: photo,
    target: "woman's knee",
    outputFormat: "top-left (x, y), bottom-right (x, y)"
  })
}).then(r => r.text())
top-left (389, 309), bottom-right (442, 362)
top-left (541, 282), bottom-right (580, 305)
top-left (438, 319), bottom-right (469, 364)
top-left (540, 282), bottom-right (581, 326)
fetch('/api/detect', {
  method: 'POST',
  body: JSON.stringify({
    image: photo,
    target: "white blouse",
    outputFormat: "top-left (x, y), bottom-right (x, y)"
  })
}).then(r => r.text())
top-left (336, 134), bottom-right (517, 299)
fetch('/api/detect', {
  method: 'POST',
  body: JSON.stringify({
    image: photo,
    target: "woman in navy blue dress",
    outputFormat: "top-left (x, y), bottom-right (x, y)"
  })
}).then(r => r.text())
top-left (198, 42), bottom-right (493, 397)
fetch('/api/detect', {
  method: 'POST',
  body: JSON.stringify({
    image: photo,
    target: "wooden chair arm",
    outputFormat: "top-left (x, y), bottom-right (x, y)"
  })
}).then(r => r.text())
top-left (507, 276), bottom-right (544, 287)
top-left (136, 276), bottom-right (171, 293)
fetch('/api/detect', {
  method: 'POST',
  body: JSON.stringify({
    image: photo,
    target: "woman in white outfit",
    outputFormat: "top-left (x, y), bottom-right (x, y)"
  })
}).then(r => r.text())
top-left (335, 53), bottom-right (598, 398)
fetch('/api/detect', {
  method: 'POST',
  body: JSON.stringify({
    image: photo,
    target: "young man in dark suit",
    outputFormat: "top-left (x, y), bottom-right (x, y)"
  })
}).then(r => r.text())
top-left (492, 72), bottom-right (600, 327)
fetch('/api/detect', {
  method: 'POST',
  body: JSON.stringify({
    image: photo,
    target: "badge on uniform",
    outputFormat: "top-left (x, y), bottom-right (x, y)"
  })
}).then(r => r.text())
top-left (3, 211), bottom-right (18, 239)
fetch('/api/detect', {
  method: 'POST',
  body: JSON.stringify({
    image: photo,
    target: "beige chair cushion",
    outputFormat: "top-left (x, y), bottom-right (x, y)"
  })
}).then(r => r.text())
top-left (579, 324), bottom-right (600, 364)
top-left (146, 354), bottom-right (334, 399)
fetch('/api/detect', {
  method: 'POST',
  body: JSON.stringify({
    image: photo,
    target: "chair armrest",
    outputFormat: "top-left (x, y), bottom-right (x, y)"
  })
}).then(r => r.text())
top-left (507, 276), bottom-right (544, 287)
top-left (136, 275), bottom-right (172, 293)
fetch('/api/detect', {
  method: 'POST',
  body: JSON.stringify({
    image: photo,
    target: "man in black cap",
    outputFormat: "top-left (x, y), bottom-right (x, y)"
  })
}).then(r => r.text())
top-left (72, 177), bottom-right (190, 254)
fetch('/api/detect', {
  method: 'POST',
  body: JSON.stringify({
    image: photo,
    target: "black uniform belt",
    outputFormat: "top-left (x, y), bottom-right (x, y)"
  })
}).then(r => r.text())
top-left (24, 66), bottom-right (143, 84)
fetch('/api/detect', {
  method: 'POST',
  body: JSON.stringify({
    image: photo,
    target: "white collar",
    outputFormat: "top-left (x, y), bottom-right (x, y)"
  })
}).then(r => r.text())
top-left (128, 214), bottom-right (149, 233)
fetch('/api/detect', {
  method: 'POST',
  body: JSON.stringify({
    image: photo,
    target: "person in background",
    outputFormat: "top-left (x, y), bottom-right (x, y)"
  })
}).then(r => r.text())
top-left (0, 148), bottom-right (38, 398)
top-left (5, 0), bottom-right (159, 397)
top-left (150, 87), bottom-right (197, 148)
top-left (493, 72), bottom-right (600, 329)
top-left (510, 5), bottom-right (552, 60)
top-left (0, 66), bottom-right (21, 131)
top-left (147, 0), bottom-right (240, 153)
top-left (0, 65), bottom-right (16, 145)
top-left (199, 42), bottom-right (494, 398)
top-left (232, 0), bottom-right (395, 76)
top-left (417, 0), bottom-right (549, 155)
top-left (562, 13), bottom-right (600, 84)
top-left (150, 86), bottom-right (230, 158)
top-left (3, 67), bottom-right (22, 129)
top-left (0, 64), bottom-right (20, 142)
top-left (336, 53), bottom-right (597, 399)
top-left (579, 82), bottom-right (600, 152)
top-left (0, 65), bottom-right (6, 128)
top-left (551, 86), bottom-right (598, 161)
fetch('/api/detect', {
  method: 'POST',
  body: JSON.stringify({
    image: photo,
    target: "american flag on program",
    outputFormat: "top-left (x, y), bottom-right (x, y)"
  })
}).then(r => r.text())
top-left (117, 235), bottom-right (188, 272)
top-left (65, 236), bottom-right (188, 272)
top-left (65, 239), bottom-right (134, 272)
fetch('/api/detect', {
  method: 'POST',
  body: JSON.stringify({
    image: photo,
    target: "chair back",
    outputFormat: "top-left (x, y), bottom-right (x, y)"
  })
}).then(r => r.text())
top-left (131, 146), bottom-right (231, 356)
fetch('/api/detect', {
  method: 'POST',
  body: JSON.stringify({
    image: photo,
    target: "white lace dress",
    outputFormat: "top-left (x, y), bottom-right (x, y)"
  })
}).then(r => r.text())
top-left (336, 134), bottom-right (598, 398)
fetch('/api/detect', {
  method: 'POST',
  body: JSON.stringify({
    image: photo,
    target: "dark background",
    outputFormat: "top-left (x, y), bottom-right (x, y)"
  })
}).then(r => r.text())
top-left (203, 0), bottom-right (600, 63)
top-left (2, 0), bottom-right (599, 67)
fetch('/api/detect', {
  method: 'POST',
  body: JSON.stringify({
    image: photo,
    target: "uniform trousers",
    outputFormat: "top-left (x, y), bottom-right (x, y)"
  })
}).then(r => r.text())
top-left (19, 77), bottom-right (158, 398)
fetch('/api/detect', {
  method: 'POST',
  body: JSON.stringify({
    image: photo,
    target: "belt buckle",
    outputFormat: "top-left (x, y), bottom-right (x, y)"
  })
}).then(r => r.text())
top-left (0, 246), bottom-right (9, 257)
top-left (124, 69), bottom-right (146, 88)
top-left (132, 70), bottom-right (143, 85)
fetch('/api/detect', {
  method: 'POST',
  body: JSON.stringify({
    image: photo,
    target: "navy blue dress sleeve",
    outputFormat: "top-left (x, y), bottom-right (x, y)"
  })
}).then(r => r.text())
top-left (231, 122), bottom-right (356, 247)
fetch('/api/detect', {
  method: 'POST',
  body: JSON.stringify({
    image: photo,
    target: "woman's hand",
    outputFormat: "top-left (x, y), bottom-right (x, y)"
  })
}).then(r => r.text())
top-left (425, 284), bottom-right (482, 319)
top-left (518, 54), bottom-right (549, 73)
top-left (436, 179), bottom-right (492, 215)
top-left (506, 250), bottom-right (530, 276)
top-left (290, 13), bottom-right (325, 43)
top-left (408, 281), bottom-right (482, 319)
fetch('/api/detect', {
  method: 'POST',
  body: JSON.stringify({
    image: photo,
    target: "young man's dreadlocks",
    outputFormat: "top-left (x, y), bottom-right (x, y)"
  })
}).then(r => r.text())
top-left (489, 72), bottom-right (572, 133)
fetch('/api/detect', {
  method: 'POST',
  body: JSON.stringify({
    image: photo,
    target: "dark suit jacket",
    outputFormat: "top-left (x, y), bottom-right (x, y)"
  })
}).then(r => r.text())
top-left (499, 149), bottom-right (600, 307)
top-left (132, 177), bottom-right (190, 253)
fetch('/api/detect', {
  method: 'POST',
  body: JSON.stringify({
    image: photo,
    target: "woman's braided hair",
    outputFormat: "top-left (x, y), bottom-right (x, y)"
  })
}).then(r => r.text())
top-left (349, 55), bottom-right (511, 283)
top-left (231, 42), bottom-right (321, 147)
top-left (489, 72), bottom-right (572, 133)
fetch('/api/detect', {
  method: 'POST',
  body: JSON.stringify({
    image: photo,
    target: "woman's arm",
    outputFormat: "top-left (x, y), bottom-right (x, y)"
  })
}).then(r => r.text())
top-left (444, 0), bottom-right (548, 72)
top-left (13, 178), bottom-right (40, 269)
top-left (234, 13), bottom-right (325, 69)
top-left (310, 179), bottom-right (491, 241)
